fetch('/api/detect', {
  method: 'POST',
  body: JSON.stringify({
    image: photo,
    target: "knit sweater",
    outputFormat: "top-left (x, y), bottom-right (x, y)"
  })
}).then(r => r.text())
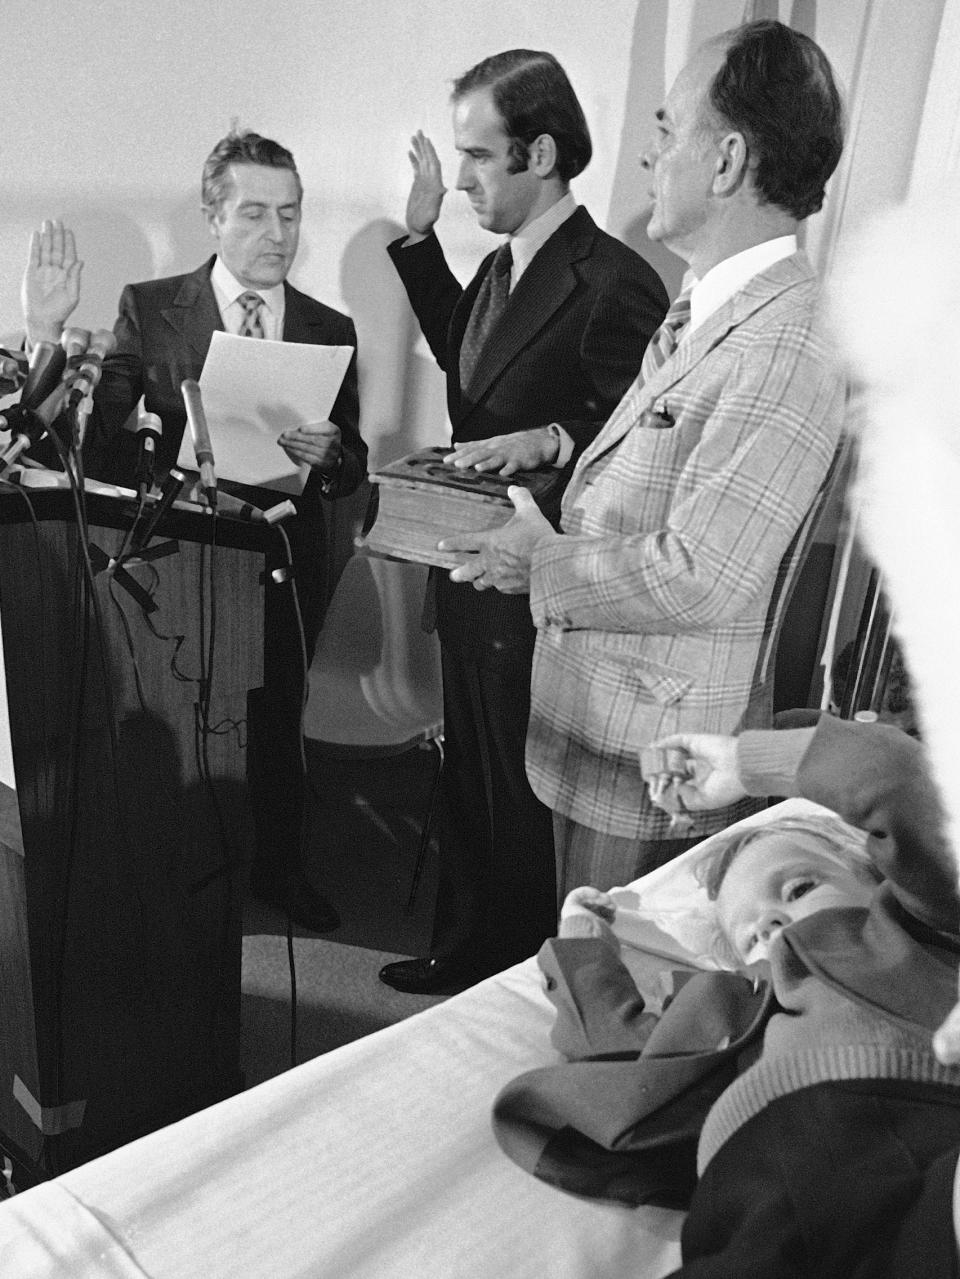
top-left (696, 716), bottom-right (960, 1171)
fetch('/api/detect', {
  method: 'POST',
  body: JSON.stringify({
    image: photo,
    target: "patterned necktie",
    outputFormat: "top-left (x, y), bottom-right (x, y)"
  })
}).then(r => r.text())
top-left (459, 242), bottom-right (513, 389)
top-left (238, 291), bottom-right (265, 339)
top-left (640, 286), bottom-right (692, 381)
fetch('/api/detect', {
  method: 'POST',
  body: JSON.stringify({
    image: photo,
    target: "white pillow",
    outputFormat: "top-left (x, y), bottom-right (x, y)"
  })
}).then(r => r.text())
top-left (607, 797), bottom-right (848, 975)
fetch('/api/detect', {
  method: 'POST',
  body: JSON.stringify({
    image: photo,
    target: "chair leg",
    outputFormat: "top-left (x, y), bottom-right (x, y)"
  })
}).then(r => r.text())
top-left (404, 735), bottom-right (445, 914)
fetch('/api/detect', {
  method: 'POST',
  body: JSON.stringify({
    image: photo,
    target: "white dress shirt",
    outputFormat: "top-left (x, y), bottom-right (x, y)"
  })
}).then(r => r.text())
top-left (687, 235), bottom-right (798, 335)
top-left (210, 257), bottom-right (285, 341)
top-left (505, 191), bottom-right (577, 290)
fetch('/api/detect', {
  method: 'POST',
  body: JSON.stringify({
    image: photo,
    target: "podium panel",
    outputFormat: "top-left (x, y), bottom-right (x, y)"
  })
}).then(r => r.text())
top-left (0, 488), bottom-right (268, 1183)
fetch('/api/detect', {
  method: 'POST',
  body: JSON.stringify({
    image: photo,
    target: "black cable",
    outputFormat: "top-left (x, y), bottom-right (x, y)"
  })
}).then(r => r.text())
top-left (111, 482), bottom-right (150, 567)
top-left (273, 522), bottom-right (311, 777)
top-left (36, 427), bottom-right (154, 1171)
top-left (33, 430), bottom-right (94, 1172)
top-left (138, 566), bottom-right (196, 684)
top-left (192, 521), bottom-right (234, 863)
top-left (271, 521), bottom-right (309, 1071)
top-left (107, 575), bottom-right (150, 712)
top-left (0, 479), bottom-right (53, 798)
top-left (286, 918), bottom-right (298, 1071)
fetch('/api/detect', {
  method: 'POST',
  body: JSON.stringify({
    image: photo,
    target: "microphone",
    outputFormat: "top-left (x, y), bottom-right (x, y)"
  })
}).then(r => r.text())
top-left (19, 340), bottom-right (68, 412)
top-left (1, 380), bottom-right (74, 436)
top-left (204, 488), bottom-right (264, 521)
top-left (131, 467), bottom-right (186, 551)
top-left (135, 409), bottom-right (162, 497)
top-left (66, 328), bottom-right (116, 409)
top-left (0, 349), bottom-right (27, 396)
top-left (180, 378), bottom-right (217, 509)
top-left (0, 407), bottom-right (46, 476)
top-left (61, 326), bottom-right (91, 362)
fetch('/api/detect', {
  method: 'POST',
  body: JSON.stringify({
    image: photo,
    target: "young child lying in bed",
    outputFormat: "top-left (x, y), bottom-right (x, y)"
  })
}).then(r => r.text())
top-left (493, 715), bottom-right (960, 1279)
top-left (564, 808), bottom-right (879, 972)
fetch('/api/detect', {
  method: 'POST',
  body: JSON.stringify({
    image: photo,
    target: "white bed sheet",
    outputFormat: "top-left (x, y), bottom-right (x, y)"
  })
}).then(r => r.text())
top-left (0, 961), bottom-right (684, 1279)
top-left (0, 799), bottom-right (839, 1279)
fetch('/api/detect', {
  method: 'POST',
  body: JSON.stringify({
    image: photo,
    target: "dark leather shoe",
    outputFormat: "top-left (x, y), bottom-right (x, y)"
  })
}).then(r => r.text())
top-left (378, 952), bottom-right (498, 995)
top-left (250, 869), bottom-right (341, 933)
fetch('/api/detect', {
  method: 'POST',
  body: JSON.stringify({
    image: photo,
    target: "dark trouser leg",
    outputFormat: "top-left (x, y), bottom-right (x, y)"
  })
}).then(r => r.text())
top-left (432, 637), bottom-right (557, 970)
top-left (552, 813), bottom-right (700, 906)
top-left (246, 684), bottom-right (305, 883)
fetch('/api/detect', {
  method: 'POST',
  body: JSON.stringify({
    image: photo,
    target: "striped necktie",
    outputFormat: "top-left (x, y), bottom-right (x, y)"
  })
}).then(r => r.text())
top-left (238, 291), bottom-right (265, 339)
top-left (459, 242), bottom-right (513, 390)
top-left (640, 287), bottom-right (692, 381)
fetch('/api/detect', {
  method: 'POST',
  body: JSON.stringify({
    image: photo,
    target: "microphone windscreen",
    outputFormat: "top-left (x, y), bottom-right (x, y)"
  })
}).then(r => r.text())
top-left (87, 329), bottom-right (117, 361)
top-left (20, 341), bottom-right (68, 410)
top-left (137, 410), bottom-right (163, 439)
top-left (0, 349), bottom-right (28, 393)
top-left (61, 327), bottom-right (91, 360)
top-left (180, 379), bottom-right (214, 464)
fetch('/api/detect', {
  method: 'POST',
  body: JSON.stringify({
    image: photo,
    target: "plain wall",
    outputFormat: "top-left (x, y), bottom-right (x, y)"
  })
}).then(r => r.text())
top-left (0, 0), bottom-right (952, 783)
top-left (1, 0), bottom-right (940, 459)
top-left (1, 0), bottom-right (647, 470)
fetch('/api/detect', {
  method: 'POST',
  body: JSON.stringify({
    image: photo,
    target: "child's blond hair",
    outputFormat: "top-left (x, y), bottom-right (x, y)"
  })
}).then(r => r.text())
top-left (694, 813), bottom-right (881, 968)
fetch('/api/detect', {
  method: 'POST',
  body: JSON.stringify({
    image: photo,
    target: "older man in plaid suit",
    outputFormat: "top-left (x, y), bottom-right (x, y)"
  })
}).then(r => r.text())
top-left (442, 20), bottom-right (847, 897)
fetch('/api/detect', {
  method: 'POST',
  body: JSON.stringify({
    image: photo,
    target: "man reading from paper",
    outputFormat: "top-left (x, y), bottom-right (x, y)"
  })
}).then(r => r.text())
top-left (23, 132), bottom-right (367, 935)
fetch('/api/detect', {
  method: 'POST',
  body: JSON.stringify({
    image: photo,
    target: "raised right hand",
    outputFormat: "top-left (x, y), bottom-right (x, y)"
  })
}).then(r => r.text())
top-left (405, 131), bottom-right (447, 236)
top-left (21, 219), bottom-right (83, 346)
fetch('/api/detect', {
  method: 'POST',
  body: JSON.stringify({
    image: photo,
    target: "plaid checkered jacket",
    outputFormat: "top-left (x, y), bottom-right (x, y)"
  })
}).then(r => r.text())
top-left (525, 253), bottom-right (845, 839)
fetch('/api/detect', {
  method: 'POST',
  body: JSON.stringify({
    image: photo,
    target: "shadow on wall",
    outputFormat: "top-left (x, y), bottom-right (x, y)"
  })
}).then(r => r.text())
top-left (0, 200), bottom-right (156, 343)
top-left (607, 0), bottom-right (681, 298)
top-left (789, 0), bottom-right (821, 38)
top-left (307, 221), bottom-right (446, 754)
top-left (608, 0), bottom-right (820, 298)
top-left (339, 216), bottom-right (448, 473)
top-left (302, 214), bottom-right (449, 600)
top-left (1, 188), bottom-right (219, 349)
top-left (165, 190), bottom-right (221, 277)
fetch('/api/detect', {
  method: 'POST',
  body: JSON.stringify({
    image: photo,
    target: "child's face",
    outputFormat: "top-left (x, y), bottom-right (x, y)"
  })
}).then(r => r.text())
top-left (715, 831), bottom-right (876, 966)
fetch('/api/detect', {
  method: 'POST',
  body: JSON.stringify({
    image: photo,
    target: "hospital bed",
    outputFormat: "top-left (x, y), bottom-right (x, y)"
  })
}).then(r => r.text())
top-left (0, 799), bottom-right (840, 1279)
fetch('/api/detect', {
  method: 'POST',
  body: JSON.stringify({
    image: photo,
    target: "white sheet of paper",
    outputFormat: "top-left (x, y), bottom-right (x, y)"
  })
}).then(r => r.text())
top-left (177, 332), bottom-right (352, 495)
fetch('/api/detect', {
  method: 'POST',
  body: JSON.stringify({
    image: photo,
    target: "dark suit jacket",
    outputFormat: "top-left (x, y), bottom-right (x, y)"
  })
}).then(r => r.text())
top-left (388, 207), bottom-right (667, 643)
top-left (86, 256), bottom-right (366, 512)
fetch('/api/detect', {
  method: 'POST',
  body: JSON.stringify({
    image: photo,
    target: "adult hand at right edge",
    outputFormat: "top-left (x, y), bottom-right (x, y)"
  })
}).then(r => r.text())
top-left (645, 732), bottom-right (747, 812)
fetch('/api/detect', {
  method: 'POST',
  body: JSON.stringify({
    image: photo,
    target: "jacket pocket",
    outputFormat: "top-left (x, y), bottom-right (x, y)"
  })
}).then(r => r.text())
top-left (627, 659), bottom-right (693, 707)
top-left (564, 633), bottom-right (694, 707)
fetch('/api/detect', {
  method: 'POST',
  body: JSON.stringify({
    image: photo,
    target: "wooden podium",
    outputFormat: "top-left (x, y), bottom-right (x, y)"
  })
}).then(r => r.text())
top-left (0, 484), bottom-right (269, 1185)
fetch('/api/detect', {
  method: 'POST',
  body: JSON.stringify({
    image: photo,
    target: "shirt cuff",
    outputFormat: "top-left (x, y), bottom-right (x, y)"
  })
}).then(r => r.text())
top-left (547, 423), bottom-right (575, 468)
top-left (557, 912), bottom-right (618, 948)
top-left (736, 727), bottom-right (816, 798)
top-left (316, 451), bottom-right (343, 496)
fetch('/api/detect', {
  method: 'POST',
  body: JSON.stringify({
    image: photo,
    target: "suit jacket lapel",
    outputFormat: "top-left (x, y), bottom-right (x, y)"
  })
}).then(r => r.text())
top-left (576, 252), bottom-right (816, 470)
top-left (282, 282), bottom-right (323, 343)
top-left (458, 207), bottom-right (596, 410)
top-left (162, 257), bottom-right (224, 365)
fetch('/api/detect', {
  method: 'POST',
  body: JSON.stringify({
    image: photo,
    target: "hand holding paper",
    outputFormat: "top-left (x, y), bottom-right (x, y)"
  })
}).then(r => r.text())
top-left (177, 332), bottom-right (353, 494)
top-left (278, 420), bottom-right (341, 472)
